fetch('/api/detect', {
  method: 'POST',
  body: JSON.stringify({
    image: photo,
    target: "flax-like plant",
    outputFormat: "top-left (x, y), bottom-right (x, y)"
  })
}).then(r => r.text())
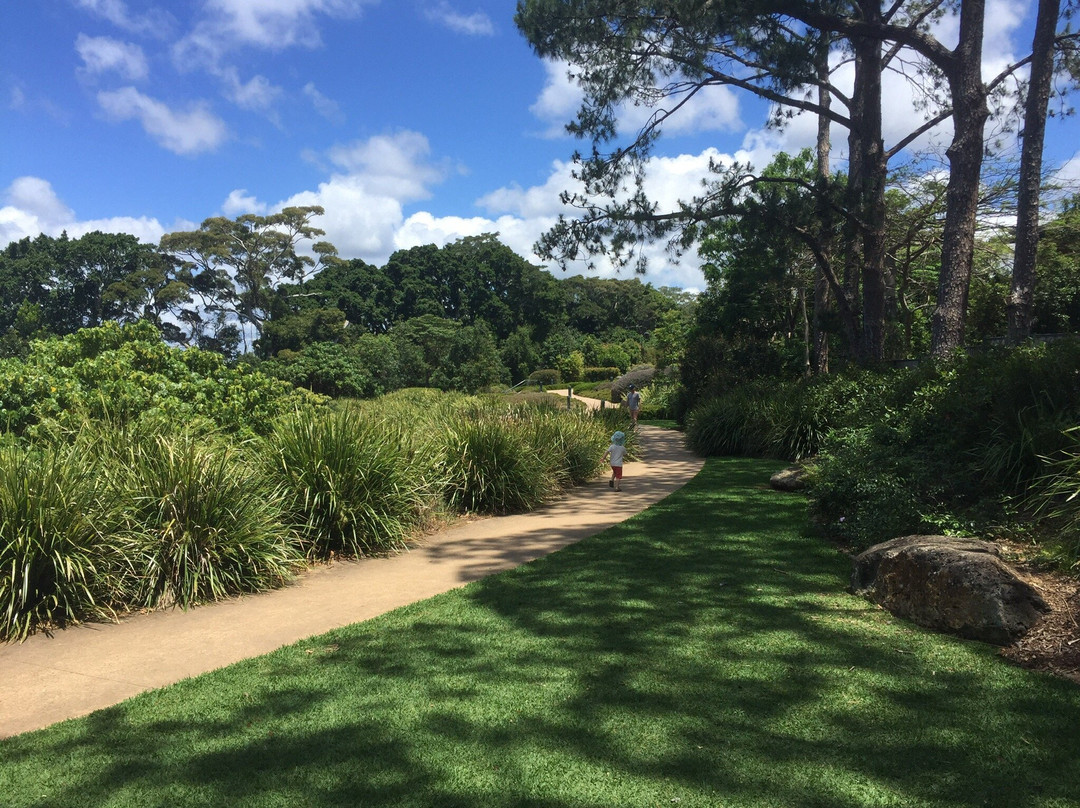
top-left (529, 410), bottom-right (609, 487)
top-left (263, 407), bottom-right (433, 559)
top-left (1030, 426), bottom-right (1080, 569)
top-left (0, 442), bottom-right (122, 641)
top-left (441, 413), bottom-right (557, 514)
top-left (113, 432), bottom-right (300, 609)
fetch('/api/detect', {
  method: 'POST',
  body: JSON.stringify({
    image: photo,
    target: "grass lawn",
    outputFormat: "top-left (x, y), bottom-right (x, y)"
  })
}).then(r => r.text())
top-left (2, 458), bottom-right (1078, 807)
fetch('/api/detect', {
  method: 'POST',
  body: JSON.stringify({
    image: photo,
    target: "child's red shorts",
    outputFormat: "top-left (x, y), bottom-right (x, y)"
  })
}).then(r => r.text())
top-left (611, 465), bottom-right (623, 479)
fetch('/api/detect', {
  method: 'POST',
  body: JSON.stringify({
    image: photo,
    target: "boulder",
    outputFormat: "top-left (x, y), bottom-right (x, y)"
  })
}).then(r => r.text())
top-left (770, 466), bottom-right (808, 492)
top-left (851, 535), bottom-right (1049, 645)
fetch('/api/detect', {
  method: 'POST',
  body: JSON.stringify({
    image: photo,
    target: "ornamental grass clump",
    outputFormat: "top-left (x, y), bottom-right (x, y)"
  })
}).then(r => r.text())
top-left (263, 407), bottom-right (433, 559)
top-left (685, 384), bottom-right (773, 458)
top-left (441, 413), bottom-right (556, 514)
top-left (1030, 426), bottom-right (1080, 570)
top-left (110, 431), bottom-right (300, 609)
top-left (528, 410), bottom-right (608, 487)
top-left (0, 442), bottom-right (122, 641)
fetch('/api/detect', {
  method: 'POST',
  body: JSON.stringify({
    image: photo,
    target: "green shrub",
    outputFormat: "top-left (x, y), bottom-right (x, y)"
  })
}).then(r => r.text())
top-left (109, 432), bottom-right (300, 609)
top-left (527, 410), bottom-right (609, 487)
top-left (685, 384), bottom-right (774, 458)
top-left (1029, 426), bottom-right (1080, 570)
top-left (442, 412), bottom-right (558, 514)
top-left (529, 369), bottom-right (561, 386)
top-left (0, 442), bottom-right (122, 640)
top-left (803, 340), bottom-right (1080, 553)
top-left (260, 341), bottom-right (388, 399)
top-left (263, 407), bottom-right (435, 559)
top-left (0, 321), bottom-right (326, 438)
top-left (554, 351), bottom-right (585, 383)
top-left (806, 427), bottom-right (938, 550)
top-left (584, 366), bottom-right (619, 382)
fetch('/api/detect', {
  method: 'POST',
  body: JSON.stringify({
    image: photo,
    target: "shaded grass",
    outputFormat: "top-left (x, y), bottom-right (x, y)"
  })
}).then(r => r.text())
top-left (2, 458), bottom-right (1079, 807)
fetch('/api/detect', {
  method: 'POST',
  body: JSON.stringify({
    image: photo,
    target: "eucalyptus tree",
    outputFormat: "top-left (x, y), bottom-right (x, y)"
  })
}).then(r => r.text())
top-left (159, 206), bottom-right (335, 352)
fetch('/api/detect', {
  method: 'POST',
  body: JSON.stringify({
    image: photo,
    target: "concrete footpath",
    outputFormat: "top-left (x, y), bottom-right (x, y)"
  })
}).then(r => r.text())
top-left (0, 423), bottom-right (703, 738)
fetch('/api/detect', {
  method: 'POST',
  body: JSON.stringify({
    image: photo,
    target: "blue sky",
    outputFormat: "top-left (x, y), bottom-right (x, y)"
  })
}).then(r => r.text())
top-left (2, 0), bottom-right (1078, 291)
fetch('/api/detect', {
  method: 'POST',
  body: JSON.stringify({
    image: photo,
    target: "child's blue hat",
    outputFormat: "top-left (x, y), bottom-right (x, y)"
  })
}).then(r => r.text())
top-left (612, 431), bottom-right (625, 446)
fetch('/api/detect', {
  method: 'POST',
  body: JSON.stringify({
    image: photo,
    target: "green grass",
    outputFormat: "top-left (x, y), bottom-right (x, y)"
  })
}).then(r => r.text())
top-left (2, 458), bottom-right (1079, 807)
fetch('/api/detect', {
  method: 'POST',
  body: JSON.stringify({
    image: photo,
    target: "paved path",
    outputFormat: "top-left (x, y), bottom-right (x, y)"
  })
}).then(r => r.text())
top-left (0, 423), bottom-right (702, 738)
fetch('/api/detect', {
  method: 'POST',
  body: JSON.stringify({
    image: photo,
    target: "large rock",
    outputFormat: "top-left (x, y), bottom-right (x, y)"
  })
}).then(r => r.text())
top-left (770, 466), bottom-right (808, 492)
top-left (851, 535), bottom-right (1049, 645)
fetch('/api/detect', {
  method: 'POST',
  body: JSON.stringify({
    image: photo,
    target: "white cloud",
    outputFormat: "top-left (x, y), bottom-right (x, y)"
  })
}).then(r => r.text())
top-left (215, 66), bottom-right (283, 114)
top-left (529, 58), bottom-right (741, 140)
top-left (423, 2), bottom-right (495, 36)
top-left (0, 176), bottom-right (166, 246)
top-left (324, 131), bottom-right (448, 200)
top-left (72, 0), bottom-right (172, 37)
top-left (218, 131), bottom-right (450, 264)
top-left (222, 189), bottom-right (269, 217)
top-left (529, 61), bottom-right (583, 137)
top-left (175, 0), bottom-right (375, 64)
top-left (1050, 152), bottom-right (1080, 199)
top-left (304, 82), bottom-right (344, 124)
top-left (97, 87), bottom-right (228, 155)
top-left (75, 34), bottom-right (148, 80)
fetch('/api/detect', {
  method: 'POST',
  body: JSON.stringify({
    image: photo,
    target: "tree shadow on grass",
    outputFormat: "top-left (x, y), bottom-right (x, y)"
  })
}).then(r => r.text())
top-left (2, 458), bottom-right (1079, 807)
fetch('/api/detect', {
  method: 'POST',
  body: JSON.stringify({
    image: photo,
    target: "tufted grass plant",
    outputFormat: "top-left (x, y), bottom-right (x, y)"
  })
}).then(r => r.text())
top-left (263, 407), bottom-right (436, 559)
top-left (441, 412), bottom-right (558, 514)
top-left (106, 431), bottom-right (301, 609)
top-left (527, 409), bottom-right (609, 487)
top-left (1029, 425), bottom-right (1080, 570)
top-left (0, 441), bottom-right (123, 641)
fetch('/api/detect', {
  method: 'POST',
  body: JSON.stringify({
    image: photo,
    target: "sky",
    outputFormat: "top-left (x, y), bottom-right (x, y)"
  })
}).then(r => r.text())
top-left (2, 0), bottom-right (1079, 293)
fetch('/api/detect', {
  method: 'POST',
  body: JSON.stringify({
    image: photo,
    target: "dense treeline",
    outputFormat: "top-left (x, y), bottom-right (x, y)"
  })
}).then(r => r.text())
top-left (0, 227), bottom-right (690, 396)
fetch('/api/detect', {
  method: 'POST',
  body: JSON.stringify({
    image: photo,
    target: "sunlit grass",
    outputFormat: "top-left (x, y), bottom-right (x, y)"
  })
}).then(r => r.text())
top-left (2, 458), bottom-right (1078, 807)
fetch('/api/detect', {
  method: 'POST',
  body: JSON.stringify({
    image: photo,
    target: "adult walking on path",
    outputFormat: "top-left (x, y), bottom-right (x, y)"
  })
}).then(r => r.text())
top-left (0, 425), bottom-right (702, 738)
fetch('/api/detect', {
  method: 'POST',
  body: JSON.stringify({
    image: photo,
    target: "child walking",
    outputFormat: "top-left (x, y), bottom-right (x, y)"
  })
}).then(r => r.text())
top-left (603, 430), bottom-right (626, 491)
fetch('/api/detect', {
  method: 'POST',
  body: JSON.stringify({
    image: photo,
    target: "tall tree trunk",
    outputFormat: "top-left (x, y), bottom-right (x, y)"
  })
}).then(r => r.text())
top-left (1007, 0), bottom-right (1060, 344)
top-left (848, 1), bottom-right (888, 365)
top-left (931, 0), bottom-right (989, 358)
top-left (813, 27), bottom-right (832, 375)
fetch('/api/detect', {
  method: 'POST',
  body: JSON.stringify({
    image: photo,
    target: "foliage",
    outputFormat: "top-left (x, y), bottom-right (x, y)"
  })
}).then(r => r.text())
top-left (499, 326), bottom-right (543, 384)
top-left (261, 407), bottom-right (435, 559)
top-left (553, 350), bottom-right (585, 383)
top-left (441, 409), bottom-right (558, 514)
top-left (526, 408), bottom-right (609, 487)
top-left (0, 231), bottom-right (186, 347)
top-left (528, 368), bottom-right (561, 385)
top-left (0, 440), bottom-right (123, 641)
top-left (807, 340), bottom-right (1080, 550)
top-left (391, 315), bottom-right (507, 392)
top-left (683, 372), bottom-right (869, 462)
top-left (1030, 426), bottom-right (1080, 569)
top-left (159, 206), bottom-right (333, 352)
top-left (583, 366), bottom-right (619, 382)
top-left (260, 337), bottom-right (400, 399)
top-left (0, 321), bottom-right (324, 438)
top-left (105, 430), bottom-right (300, 609)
